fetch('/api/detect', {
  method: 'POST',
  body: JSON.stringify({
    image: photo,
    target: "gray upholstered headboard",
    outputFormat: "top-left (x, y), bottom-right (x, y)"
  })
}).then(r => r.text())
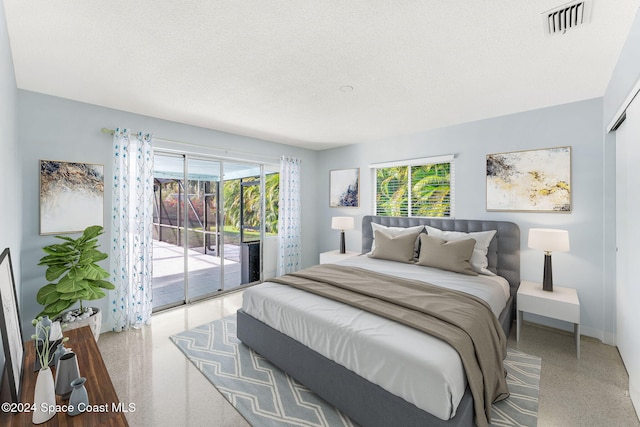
top-left (362, 216), bottom-right (520, 296)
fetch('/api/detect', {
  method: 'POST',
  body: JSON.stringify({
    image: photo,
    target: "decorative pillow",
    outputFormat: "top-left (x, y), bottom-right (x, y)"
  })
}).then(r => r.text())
top-left (370, 223), bottom-right (424, 257)
top-left (417, 234), bottom-right (478, 276)
top-left (368, 229), bottom-right (421, 263)
top-left (425, 226), bottom-right (497, 276)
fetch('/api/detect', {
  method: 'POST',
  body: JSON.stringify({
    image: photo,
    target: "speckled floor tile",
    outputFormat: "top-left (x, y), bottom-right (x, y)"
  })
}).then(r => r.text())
top-left (511, 322), bottom-right (639, 427)
top-left (98, 292), bottom-right (640, 427)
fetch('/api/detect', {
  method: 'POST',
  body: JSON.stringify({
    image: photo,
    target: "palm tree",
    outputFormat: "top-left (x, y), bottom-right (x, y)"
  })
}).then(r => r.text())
top-left (264, 173), bottom-right (279, 234)
top-left (223, 179), bottom-right (241, 229)
top-left (411, 163), bottom-right (450, 217)
top-left (223, 173), bottom-right (279, 235)
top-left (376, 166), bottom-right (409, 216)
top-left (376, 163), bottom-right (451, 217)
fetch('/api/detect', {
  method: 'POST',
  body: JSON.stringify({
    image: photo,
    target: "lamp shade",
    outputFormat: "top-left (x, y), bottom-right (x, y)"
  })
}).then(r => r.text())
top-left (528, 228), bottom-right (570, 252)
top-left (331, 216), bottom-right (354, 231)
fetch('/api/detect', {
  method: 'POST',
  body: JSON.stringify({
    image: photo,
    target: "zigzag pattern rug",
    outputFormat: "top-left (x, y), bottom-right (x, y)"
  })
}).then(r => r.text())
top-left (171, 315), bottom-right (541, 427)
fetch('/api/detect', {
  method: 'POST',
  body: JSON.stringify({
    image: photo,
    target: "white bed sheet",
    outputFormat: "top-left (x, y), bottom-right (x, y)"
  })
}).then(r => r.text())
top-left (241, 255), bottom-right (509, 421)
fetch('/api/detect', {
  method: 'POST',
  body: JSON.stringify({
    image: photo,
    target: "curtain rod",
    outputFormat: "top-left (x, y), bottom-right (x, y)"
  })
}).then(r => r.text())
top-left (369, 154), bottom-right (455, 169)
top-left (100, 127), bottom-right (282, 164)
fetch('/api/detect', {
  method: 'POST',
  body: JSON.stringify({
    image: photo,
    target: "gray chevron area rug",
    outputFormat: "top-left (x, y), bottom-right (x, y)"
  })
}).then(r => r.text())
top-left (170, 315), bottom-right (541, 427)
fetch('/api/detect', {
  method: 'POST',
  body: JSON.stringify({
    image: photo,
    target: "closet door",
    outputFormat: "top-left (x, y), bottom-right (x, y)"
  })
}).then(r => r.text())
top-left (616, 96), bottom-right (640, 414)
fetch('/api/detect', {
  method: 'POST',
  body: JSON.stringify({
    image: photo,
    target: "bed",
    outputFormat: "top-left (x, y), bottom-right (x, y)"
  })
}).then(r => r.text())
top-left (237, 215), bottom-right (520, 427)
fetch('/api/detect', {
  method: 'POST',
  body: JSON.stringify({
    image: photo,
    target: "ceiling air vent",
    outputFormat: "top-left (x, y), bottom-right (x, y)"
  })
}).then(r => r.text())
top-left (543, 1), bottom-right (591, 35)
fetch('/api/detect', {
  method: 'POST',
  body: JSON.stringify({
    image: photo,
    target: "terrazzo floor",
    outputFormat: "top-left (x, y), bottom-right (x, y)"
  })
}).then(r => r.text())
top-left (98, 291), bottom-right (640, 427)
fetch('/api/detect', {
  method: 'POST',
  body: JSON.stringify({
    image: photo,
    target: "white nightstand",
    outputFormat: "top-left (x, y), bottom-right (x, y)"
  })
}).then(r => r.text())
top-left (517, 280), bottom-right (581, 358)
top-left (319, 250), bottom-right (359, 264)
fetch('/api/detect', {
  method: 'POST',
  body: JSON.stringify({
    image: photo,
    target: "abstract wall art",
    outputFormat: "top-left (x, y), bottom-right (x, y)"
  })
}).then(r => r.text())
top-left (40, 160), bottom-right (104, 234)
top-left (330, 168), bottom-right (359, 207)
top-left (486, 146), bottom-right (571, 212)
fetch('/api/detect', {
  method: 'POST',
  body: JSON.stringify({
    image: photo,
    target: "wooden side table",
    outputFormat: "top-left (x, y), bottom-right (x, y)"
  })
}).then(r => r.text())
top-left (517, 280), bottom-right (581, 358)
top-left (0, 326), bottom-right (129, 426)
top-left (319, 250), bottom-right (359, 264)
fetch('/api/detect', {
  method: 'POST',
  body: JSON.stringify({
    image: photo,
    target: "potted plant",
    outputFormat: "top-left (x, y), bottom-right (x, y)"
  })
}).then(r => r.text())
top-left (36, 225), bottom-right (115, 341)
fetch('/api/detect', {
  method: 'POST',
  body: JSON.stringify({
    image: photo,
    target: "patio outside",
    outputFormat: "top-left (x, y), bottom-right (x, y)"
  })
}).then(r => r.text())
top-left (152, 239), bottom-right (242, 308)
top-left (150, 161), bottom-right (278, 310)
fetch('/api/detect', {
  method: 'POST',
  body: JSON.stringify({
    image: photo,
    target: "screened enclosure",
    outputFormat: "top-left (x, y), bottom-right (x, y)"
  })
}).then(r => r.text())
top-left (152, 153), bottom-right (278, 310)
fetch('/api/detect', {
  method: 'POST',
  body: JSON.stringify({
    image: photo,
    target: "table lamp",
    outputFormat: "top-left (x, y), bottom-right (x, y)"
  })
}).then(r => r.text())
top-left (528, 228), bottom-right (570, 291)
top-left (331, 216), bottom-right (354, 254)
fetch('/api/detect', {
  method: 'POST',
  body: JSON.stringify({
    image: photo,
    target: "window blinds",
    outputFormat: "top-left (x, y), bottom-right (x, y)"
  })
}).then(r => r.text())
top-left (370, 155), bottom-right (455, 218)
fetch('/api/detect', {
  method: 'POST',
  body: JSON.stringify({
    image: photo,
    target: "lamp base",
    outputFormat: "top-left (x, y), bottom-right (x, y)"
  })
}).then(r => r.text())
top-left (339, 231), bottom-right (346, 254)
top-left (542, 253), bottom-right (553, 291)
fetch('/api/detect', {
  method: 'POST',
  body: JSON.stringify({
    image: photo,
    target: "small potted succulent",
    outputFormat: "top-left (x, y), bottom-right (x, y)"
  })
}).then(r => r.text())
top-left (36, 225), bottom-right (115, 341)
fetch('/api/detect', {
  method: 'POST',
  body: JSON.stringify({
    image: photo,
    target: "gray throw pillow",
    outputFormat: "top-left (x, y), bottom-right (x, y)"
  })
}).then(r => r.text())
top-left (368, 229), bottom-right (420, 263)
top-left (370, 223), bottom-right (424, 258)
top-left (425, 226), bottom-right (497, 275)
top-left (417, 234), bottom-right (478, 276)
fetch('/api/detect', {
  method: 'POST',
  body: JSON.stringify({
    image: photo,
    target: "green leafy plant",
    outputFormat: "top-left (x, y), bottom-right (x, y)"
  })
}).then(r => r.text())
top-left (36, 225), bottom-right (115, 318)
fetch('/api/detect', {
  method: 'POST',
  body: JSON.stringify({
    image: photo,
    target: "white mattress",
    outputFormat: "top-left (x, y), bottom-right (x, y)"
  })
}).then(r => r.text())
top-left (241, 255), bottom-right (509, 421)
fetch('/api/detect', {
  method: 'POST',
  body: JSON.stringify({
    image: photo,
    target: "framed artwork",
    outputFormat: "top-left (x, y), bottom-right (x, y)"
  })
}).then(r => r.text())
top-left (330, 168), bottom-right (359, 207)
top-left (486, 146), bottom-right (571, 212)
top-left (40, 160), bottom-right (104, 235)
top-left (0, 248), bottom-right (24, 403)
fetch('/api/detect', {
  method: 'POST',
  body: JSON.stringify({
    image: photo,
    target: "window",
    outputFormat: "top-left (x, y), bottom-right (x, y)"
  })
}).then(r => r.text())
top-left (371, 155), bottom-right (454, 217)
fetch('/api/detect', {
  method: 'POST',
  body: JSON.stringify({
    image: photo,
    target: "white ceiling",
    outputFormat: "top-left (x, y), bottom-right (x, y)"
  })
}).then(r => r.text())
top-left (4, 1), bottom-right (639, 150)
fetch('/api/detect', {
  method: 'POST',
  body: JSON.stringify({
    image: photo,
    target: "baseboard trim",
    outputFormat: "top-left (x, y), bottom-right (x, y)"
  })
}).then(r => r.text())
top-left (630, 378), bottom-right (640, 422)
top-left (523, 313), bottom-right (609, 344)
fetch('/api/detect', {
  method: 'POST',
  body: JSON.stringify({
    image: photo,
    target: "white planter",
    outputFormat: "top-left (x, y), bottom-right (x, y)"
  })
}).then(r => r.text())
top-left (59, 307), bottom-right (102, 342)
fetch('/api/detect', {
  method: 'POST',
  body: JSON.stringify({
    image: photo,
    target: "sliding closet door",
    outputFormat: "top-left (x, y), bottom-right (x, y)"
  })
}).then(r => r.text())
top-left (616, 96), bottom-right (640, 413)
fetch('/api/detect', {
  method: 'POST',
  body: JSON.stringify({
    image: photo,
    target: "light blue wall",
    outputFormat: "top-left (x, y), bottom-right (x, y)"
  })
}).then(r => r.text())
top-left (604, 8), bottom-right (640, 127)
top-left (0, 0), bottom-right (20, 278)
top-left (17, 90), bottom-right (318, 333)
top-left (0, 0), bottom-right (21, 391)
top-left (317, 98), bottom-right (610, 341)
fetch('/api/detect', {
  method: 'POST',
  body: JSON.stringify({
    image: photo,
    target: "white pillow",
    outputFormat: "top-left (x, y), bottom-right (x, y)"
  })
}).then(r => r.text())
top-left (370, 223), bottom-right (424, 257)
top-left (424, 226), bottom-right (497, 276)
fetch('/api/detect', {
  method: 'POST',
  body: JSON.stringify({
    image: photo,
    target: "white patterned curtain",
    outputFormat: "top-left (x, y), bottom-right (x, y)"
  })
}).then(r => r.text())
top-left (277, 156), bottom-right (302, 275)
top-left (111, 128), bottom-right (154, 331)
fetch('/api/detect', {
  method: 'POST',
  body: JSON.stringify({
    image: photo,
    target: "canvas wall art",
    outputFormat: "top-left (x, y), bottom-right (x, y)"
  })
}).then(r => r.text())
top-left (486, 146), bottom-right (571, 212)
top-left (40, 160), bottom-right (104, 234)
top-left (0, 248), bottom-right (23, 403)
top-left (330, 168), bottom-right (359, 207)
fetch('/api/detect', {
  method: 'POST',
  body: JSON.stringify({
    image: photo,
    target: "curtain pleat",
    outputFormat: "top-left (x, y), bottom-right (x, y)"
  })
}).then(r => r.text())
top-left (277, 156), bottom-right (302, 275)
top-left (111, 128), bottom-right (154, 331)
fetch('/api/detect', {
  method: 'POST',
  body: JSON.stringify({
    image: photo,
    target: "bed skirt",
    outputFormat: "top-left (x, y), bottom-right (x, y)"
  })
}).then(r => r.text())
top-left (237, 309), bottom-right (477, 427)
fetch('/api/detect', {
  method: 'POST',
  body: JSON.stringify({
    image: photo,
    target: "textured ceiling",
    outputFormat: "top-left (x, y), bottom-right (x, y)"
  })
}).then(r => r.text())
top-left (4, 1), bottom-right (640, 150)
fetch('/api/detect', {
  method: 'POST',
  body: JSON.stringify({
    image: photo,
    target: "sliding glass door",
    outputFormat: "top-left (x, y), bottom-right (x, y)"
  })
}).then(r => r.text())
top-left (223, 162), bottom-right (263, 288)
top-left (152, 153), bottom-right (270, 311)
top-left (152, 154), bottom-right (187, 308)
top-left (186, 158), bottom-right (223, 301)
